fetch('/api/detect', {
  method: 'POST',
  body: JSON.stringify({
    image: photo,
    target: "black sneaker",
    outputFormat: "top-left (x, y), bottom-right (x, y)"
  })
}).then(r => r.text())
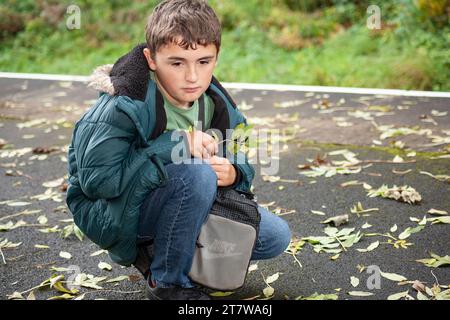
top-left (146, 278), bottom-right (211, 300)
top-left (133, 241), bottom-right (154, 280)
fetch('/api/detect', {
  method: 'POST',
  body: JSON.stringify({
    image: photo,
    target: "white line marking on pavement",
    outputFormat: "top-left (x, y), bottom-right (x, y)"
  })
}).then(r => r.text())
top-left (1, 72), bottom-right (449, 98)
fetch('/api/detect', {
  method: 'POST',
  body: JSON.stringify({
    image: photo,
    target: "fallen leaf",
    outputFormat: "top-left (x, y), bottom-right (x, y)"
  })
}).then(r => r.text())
top-left (296, 292), bottom-right (338, 300)
top-left (47, 293), bottom-right (76, 300)
top-left (321, 214), bottom-right (349, 227)
top-left (37, 215), bottom-right (48, 225)
top-left (427, 216), bottom-right (450, 225)
top-left (210, 291), bottom-right (235, 297)
top-left (367, 184), bottom-right (422, 204)
top-left (350, 277), bottom-right (360, 288)
top-left (266, 272), bottom-right (281, 285)
top-left (427, 209), bottom-right (448, 216)
top-left (6, 201), bottom-right (31, 207)
top-left (59, 251), bottom-right (72, 260)
top-left (361, 222), bottom-right (372, 229)
top-left (357, 241), bottom-right (379, 253)
top-left (50, 266), bottom-right (72, 272)
top-left (262, 175), bottom-right (281, 183)
top-left (412, 280), bottom-right (426, 293)
top-left (72, 273), bottom-right (106, 290)
top-left (388, 290), bottom-right (410, 300)
top-left (431, 110), bottom-right (447, 117)
top-left (350, 202), bottom-right (379, 217)
top-left (311, 210), bottom-right (326, 216)
top-left (98, 262), bottom-right (112, 271)
top-left (34, 244), bottom-right (50, 249)
top-left (263, 286), bottom-right (274, 298)
top-left (363, 183), bottom-right (372, 190)
top-left (380, 271), bottom-right (407, 282)
top-left (392, 169), bottom-right (412, 175)
top-left (7, 292), bottom-right (25, 300)
top-left (105, 276), bottom-right (129, 283)
top-left (42, 178), bottom-right (65, 188)
top-left (420, 171), bottom-right (450, 183)
top-left (27, 291), bottom-right (36, 300)
top-left (39, 225), bottom-right (60, 233)
top-left (417, 291), bottom-right (430, 300)
top-left (348, 291), bottom-right (374, 297)
top-left (340, 180), bottom-right (363, 187)
top-left (398, 225), bottom-right (425, 240)
top-left (248, 263), bottom-right (258, 273)
top-left (90, 249), bottom-right (108, 257)
top-left (274, 99), bottom-right (310, 109)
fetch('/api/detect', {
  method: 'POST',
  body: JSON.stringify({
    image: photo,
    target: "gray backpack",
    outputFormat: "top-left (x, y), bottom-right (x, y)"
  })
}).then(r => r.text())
top-left (133, 189), bottom-right (260, 291)
top-left (188, 188), bottom-right (261, 291)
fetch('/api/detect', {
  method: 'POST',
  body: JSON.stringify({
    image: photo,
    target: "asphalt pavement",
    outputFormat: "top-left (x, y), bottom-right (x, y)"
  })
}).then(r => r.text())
top-left (0, 77), bottom-right (449, 300)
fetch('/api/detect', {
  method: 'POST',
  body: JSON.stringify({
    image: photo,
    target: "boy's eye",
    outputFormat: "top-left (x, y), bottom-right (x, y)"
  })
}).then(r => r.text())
top-left (200, 60), bottom-right (210, 65)
top-left (171, 62), bottom-right (182, 67)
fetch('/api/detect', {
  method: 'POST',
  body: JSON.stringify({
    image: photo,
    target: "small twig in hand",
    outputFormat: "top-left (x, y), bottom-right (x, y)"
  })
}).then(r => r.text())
top-left (216, 139), bottom-right (231, 146)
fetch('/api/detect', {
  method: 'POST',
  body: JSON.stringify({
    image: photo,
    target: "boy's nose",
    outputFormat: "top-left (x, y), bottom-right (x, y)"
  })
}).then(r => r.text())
top-left (185, 66), bottom-right (198, 83)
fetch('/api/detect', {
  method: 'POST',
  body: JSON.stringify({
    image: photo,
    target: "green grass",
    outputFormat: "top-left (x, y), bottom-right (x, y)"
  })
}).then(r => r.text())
top-left (0, 0), bottom-right (448, 91)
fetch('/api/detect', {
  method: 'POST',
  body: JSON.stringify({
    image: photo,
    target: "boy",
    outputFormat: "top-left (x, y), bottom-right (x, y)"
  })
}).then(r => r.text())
top-left (66, 0), bottom-right (291, 300)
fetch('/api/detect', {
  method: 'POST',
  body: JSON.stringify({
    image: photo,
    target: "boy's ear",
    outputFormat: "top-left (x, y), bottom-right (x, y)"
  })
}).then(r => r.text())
top-left (143, 48), bottom-right (157, 71)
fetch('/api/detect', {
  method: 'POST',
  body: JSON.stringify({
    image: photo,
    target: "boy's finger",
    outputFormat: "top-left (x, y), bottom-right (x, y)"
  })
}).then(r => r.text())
top-left (202, 147), bottom-right (210, 159)
top-left (210, 156), bottom-right (227, 164)
top-left (216, 172), bottom-right (226, 185)
top-left (210, 164), bottom-right (225, 172)
top-left (204, 143), bottom-right (216, 157)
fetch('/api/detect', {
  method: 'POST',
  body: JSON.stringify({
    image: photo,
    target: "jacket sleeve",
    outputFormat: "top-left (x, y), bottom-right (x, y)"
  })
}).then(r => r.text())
top-left (75, 100), bottom-right (164, 200)
top-left (145, 130), bottom-right (190, 165)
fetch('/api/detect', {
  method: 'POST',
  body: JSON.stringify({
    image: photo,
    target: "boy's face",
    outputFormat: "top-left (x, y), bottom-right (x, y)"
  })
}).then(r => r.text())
top-left (143, 39), bottom-right (218, 108)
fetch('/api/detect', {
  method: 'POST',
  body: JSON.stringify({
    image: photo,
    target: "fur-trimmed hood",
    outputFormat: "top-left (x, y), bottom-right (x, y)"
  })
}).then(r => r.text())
top-left (87, 43), bottom-right (151, 101)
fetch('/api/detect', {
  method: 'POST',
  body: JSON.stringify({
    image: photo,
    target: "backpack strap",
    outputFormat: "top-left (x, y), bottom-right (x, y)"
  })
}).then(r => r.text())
top-left (149, 87), bottom-right (167, 140)
top-left (197, 94), bottom-right (205, 132)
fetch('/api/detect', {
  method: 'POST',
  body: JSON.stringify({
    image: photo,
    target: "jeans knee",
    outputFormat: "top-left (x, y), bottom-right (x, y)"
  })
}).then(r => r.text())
top-left (270, 219), bottom-right (291, 257)
top-left (180, 162), bottom-right (217, 197)
top-left (279, 220), bottom-right (292, 252)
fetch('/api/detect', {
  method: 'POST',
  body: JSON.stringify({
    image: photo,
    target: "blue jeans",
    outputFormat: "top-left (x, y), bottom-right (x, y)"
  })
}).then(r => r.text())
top-left (137, 162), bottom-right (291, 288)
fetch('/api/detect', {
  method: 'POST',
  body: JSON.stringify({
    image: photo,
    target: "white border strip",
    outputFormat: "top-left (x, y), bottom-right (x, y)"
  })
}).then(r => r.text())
top-left (1, 72), bottom-right (449, 98)
top-left (223, 82), bottom-right (450, 98)
top-left (0, 72), bottom-right (88, 82)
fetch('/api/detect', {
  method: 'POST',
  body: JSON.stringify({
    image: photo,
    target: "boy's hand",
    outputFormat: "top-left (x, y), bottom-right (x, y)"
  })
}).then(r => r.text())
top-left (186, 130), bottom-right (218, 159)
top-left (206, 156), bottom-right (237, 187)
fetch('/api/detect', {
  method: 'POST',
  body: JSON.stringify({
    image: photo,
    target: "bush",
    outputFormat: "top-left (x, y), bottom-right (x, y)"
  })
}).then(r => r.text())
top-left (276, 0), bottom-right (333, 12)
top-left (0, 7), bottom-right (26, 39)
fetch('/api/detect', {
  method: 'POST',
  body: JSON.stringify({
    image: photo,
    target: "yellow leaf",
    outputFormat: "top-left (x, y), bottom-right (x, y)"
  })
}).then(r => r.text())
top-left (209, 291), bottom-right (234, 297)
top-left (263, 286), bottom-right (274, 298)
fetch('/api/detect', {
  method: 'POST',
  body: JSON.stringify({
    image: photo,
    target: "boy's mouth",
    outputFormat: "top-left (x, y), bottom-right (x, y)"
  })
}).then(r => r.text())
top-left (182, 87), bottom-right (201, 93)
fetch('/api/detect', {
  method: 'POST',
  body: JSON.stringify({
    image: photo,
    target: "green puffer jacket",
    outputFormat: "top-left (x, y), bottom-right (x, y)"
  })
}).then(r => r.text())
top-left (66, 44), bottom-right (255, 266)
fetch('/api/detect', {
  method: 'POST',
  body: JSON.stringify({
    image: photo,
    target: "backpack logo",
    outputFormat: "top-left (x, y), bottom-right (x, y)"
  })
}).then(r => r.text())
top-left (202, 239), bottom-right (242, 259)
